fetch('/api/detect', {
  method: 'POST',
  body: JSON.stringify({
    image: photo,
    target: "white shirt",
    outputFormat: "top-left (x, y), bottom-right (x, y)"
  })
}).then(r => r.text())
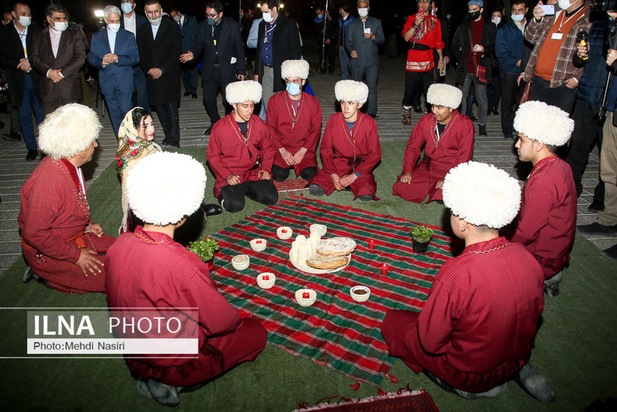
top-left (107, 28), bottom-right (117, 54)
top-left (123, 13), bottom-right (137, 36)
top-left (49, 26), bottom-right (62, 58)
top-left (151, 22), bottom-right (160, 39)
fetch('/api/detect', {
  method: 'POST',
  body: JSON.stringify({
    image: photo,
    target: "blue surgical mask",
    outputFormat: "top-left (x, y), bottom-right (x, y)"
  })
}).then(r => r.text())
top-left (207, 17), bottom-right (217, 26)
top-left (511, 13), bottom-right (524, 22)
top-left (121, 3), bottom-right (133, 14)
top-left (286, 82), bottom-right (302, 96)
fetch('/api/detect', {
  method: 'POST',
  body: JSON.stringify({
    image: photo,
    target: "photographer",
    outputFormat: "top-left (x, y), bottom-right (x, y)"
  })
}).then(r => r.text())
top-left (576, 9), bottom-right (617, 260)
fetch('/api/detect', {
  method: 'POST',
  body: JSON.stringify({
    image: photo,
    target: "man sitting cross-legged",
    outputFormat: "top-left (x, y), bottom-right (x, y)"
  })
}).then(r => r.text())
top-left (382, 161), bottom-right (554, 403)
top-left (308, 79), bottom-right (381, 201)
top-left (206, 80), bottom-right (278, 213)
top-left (392, 83), bottom-right (474, 204)
top-left (267, 59), bottom-right (322, 182)
top-left (105, 152), bottom-right (267, 407)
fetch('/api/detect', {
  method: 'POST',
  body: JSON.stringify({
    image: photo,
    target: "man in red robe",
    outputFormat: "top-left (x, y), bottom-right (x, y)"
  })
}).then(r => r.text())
top-left (393, 83), bottom-right (474, 203)
top-left (106, 152), bottom-right (267, 406)
top-left (511, 101), bottom-right (577, 297)
top-left (18, 104), bottom-right (115, 294)
top-left (267, 59), bottom-right (322, 182)
top-left (206, 80), bottom-right (278, 213)
top-left (308, 79), bottom-right (381, 201)
top-left (382, 161), bottom-right (554, 403)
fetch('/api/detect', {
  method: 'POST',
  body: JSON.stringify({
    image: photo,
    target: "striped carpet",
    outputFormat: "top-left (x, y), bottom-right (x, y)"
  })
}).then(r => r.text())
top-left (209, 196), bottom-right (454, 385)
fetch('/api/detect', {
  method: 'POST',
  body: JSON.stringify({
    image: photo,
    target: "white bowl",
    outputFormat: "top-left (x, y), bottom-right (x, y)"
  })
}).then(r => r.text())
top-left (295, 288), bottom-right (317, 307)
top-left (231, 254), bottom-right (250, 270)
top-left (310, 224), bottom-right (327, 237)
top-left (277, 226), bottom-right (293, 240)
top-left (350, 286), bottom-right (370, 302)
top-left (250, 238), bottom-right (267, 252)
top-left (256, 272), bottom-right (276, 289)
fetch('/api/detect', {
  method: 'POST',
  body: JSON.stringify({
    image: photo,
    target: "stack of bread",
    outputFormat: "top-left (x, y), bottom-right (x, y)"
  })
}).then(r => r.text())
top-left (290, 233), bottom-right (356, 271)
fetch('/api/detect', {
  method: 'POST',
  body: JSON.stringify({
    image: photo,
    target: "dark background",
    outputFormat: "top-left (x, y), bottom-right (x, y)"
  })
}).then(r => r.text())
top-left (0, 0), bottom-right (528, 35)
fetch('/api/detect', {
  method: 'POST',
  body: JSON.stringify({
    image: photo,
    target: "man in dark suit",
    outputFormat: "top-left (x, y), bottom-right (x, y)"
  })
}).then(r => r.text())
top-left (0, 1), bottom-right (44, 160)
top-left (180, 0), bottom-right (245, 135)
top-left (30, 3), bottom-right (86, 115)
top-left (137, 0), bottom-right (182, 148)
top-left (345, 0), bottom-right (385, 118)
top-left (254, 0), bottom-right (301, 114)
top-left (88, 5), bottom-right (139, 137)
top-left (170, 7), bottom-right (198, 99)
top-left (120, 0), bottom-right (149, 110)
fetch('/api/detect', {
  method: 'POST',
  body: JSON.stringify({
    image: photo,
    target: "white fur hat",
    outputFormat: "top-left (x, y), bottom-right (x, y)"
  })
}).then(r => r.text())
top-left (513, 101), bottom-right (574, 147)
top-left (335, 80), bottom-right (369, 104)
top-left (281, 59), bottom-right (310, 80)
top-left (38, 104), bottom-right (101, 159)
top-left (226, 80), bottom-right (262, 104)
top-left (427, 84), bottom-right (463, 109)
top-left (126, 152), bottom-right (206, 226)
top-left (443, 161), bottom-right (521, 229)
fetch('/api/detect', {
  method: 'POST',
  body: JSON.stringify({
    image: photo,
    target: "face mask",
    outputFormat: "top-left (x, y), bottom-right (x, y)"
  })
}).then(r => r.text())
top-left (286, 82), bottom-right (301, 96)
top-left (263, 12), bottom-right (273, 23)
top-left (53, 21), bottom-right (68, 32)
top-left (18, 16), bottom-right (31, 27)
top-left (121, 3), bottom-right (133, 14)
top-left (558, 0), bottom-right (572, 10)
top-left (469, 10), bottom-right (481, 20)
top-left (492, 16), bottom-right (501, 25)
top-left (511, 13), bottom-right (525, 22)
top-left (172, 15), bottom-right (181, 23)
top-left (358, 8), bottom-right (369, 18)
top-left (107, 23), bottom-right (120, 33)
top-left (314, 14), bottom-right (324, 23)
top-left (207, 17), bottom-right (217, 26)
top-left (148, 16), bottom-right (162, 26)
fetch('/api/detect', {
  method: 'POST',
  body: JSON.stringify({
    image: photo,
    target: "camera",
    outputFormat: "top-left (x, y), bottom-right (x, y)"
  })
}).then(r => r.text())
top-left (590, 0), bottom-right (617, 12)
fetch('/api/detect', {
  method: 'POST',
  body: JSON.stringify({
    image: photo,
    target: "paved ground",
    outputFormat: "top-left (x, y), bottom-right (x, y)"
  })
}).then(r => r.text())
top-left (0, 47), bottom-right (612, 276)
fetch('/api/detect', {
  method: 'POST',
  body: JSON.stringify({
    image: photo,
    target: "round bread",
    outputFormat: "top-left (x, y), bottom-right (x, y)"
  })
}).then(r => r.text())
top-left (316, 237), bottom-right (356, 257)
top-left (306, 253), bottom-right (348, 270)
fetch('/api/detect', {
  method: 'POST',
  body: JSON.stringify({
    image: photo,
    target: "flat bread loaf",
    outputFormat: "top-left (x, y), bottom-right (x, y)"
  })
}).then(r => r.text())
top-left (306, 253), bottom-right (348, 270)
top-left (316, 237), bottom-right (356, 257)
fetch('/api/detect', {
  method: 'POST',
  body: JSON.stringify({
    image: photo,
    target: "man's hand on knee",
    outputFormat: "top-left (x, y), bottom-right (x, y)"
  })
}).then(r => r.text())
top-left (226, 174), bottom-right (241, 185)
top-left (400, 172), bottom-right (412, 184)
top-left (76, 249), bottom-right (104, 276)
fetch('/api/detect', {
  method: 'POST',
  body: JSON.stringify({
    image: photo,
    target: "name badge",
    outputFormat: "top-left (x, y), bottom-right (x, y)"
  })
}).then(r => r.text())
top-left (551, 32), bottom-right (563, 40)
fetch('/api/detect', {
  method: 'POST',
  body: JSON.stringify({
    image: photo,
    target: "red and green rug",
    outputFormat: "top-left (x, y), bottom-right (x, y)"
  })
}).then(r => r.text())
top-left (209, 196), bottom-right (453, 386)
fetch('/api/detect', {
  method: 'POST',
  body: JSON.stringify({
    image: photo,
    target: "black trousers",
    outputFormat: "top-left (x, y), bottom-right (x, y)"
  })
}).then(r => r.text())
top-left (530, 75), bottom-right (577, 114)
top-left (500, 72), bottom-right (524, 137)
top-left (271, 165), bottom-right (318, 182)
top-left (564, 100), bottom-right (605, 200)
top-left (218, 179), bottom-right (278, 213)
top-left (155, 102), bottom-right (180, 144)
top-left (203, 68), bottom-right (232, 125)
top-left (403, 69), bottom-right (434, 108)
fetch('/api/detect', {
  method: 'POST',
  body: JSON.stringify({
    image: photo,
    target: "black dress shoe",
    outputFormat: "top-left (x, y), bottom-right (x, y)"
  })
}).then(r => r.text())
top-left (576, 222), bottom-right (617, 237)
top-left (192, 93), bottom-right (197, 98)
top-left (184, 91), bottom-right (191, 96)
top-left (3, 132), bottom-right (21, 141)
top-left (162, 139), bottom-right (181, 148)
top-left (479, 125), bottom-right (487, 136)
top-left (413, 105), bottom-right (422, 113)
top-left (588, 200), bottom-right (605, 213)
top-left (204, 126), bottom-right (213, 136)
top-left (26, 149), bottom-right (38, 161)
top-left (492, 108), bottom-right (499, 115)
top-left (202, 203), bottom-right (223, 216)
top-left (601, 244), bottom-right (617, 261)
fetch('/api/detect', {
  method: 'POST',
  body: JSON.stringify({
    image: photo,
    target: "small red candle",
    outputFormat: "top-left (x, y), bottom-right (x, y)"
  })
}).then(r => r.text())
top-left (302, 291), bottom-right (310, 299)
top-left (262, 275), bottom-right (269, 280)
top-left (369, 240), bottom-right (375, 249)
top-left (381, 263), bottom-right (388, 276)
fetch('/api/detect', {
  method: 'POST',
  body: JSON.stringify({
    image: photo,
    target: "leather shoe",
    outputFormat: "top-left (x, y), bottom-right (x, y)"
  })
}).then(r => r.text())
top-left (202, 203), bottom-right (222, 216)
top-left (588, 200), bottom-right (605, 213)
top-left (26, 149), bottom-right (38, 161)
top-left (413, 105), bottom-right (422, 113)
top-left (479, 125), bottom-right (487, 136)
top-left (3, 132), bottom-right (21, 141)
top-left (184, 91), bottom-right (191, 96)
top-left (601, 244), bottom-right (617, 261)
top-left (492, 108), bottom-right (499, 115)
top-left (191, 93), bottom-right (197, 98)
top-left (204, 126), bottom-right (213, 136)
top-left (576, 222), bottom-right (617, 237)
top-left (162, 139), bottom-right (180, 148)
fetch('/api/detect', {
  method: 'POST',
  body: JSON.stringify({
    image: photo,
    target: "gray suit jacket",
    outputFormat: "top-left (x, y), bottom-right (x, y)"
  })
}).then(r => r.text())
top-left (345, 16), bottom-right (384, 68)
